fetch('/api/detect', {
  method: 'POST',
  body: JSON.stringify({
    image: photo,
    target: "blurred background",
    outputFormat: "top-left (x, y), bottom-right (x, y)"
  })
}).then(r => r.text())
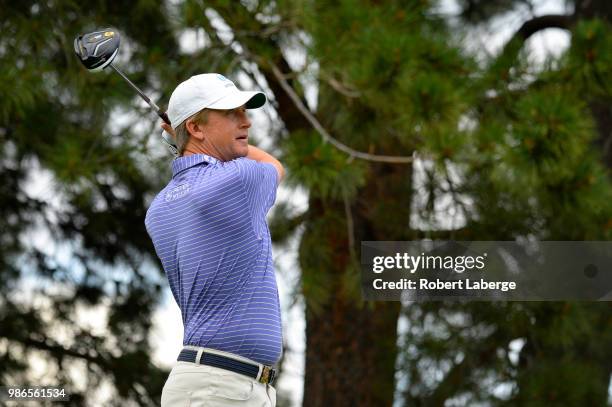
top-left (0, 0), bottom-right (611, 406)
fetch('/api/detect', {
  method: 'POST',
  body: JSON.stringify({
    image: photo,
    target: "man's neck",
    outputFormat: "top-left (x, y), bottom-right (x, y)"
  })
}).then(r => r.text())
top-left (182, 144), bottom-right (223, 161)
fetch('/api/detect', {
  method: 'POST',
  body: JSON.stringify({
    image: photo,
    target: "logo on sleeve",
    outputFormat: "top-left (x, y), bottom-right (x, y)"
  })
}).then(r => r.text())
top-left (165, 183), bottom-right (191, 202)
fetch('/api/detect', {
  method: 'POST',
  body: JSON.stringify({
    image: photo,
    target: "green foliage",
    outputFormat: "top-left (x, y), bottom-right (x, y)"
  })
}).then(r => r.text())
top-left (268, 201), bottom-right (307, 245)
top-left (298, 212), bottom-right (339, 314)
top-left (510, 90), bottom-right (592, 178)
top-left (297, 200), bottom-right (361, 313)
top-left (282, 129), bottom-right (367, 200)
top-left (337, 258), bottom-right (363, 304)
top-left (307, 0), bottom-right (474, 152)
top-left (493, 88), bottom-right (596, 204)
top-left (466, 31), bottom-right (612, 240)
top-left (567, 19), bottom-right (612, 98)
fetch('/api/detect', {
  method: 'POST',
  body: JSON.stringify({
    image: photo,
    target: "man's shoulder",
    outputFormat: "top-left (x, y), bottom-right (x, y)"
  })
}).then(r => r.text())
top-left (144, 185), bottom-right (171, 225)
top-left (222, 157), bottom-right (277, 180)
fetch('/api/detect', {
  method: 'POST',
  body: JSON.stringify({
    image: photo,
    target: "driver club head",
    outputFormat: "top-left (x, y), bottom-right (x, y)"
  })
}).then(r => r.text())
top-left (73, 27), bottom-right (178, 156)
top-left (74, 28), bottom-right (120, 71)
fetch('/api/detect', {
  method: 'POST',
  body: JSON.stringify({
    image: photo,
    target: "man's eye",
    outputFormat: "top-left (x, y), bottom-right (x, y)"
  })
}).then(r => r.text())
top-left (224, 107), bottom-right (246, 119)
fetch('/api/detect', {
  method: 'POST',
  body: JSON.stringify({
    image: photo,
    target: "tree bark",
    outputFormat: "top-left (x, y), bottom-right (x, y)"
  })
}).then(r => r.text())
top-left (303, 287), bottom-right (401, 406)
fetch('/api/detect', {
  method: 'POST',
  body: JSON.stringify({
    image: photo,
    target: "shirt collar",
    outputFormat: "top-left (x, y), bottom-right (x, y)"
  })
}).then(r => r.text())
top-left (172, 154), bottom-right (219, 178)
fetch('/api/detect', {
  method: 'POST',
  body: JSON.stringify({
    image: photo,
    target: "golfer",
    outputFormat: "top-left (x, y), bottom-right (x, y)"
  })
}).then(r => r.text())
top-left (145, 73), bottom-right (284, 406)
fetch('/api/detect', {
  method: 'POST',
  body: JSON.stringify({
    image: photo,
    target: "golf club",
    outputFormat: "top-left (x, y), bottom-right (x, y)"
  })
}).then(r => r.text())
top-left (74, 28), bottom-right (178, 155)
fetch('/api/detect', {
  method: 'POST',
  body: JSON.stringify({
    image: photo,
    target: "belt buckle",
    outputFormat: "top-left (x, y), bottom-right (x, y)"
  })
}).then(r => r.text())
top-left (259, 366), bottom-right (276, 385)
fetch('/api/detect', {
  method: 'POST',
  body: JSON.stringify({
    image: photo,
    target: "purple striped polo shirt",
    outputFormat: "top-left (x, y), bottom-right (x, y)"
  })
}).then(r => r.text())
top-left (145, 153), bottom-right (282, 365)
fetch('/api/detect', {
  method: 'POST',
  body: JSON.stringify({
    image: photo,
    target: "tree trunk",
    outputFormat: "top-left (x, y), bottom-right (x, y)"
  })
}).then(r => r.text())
top-left (303, 293), bottom-right (400, 406)
top-left (301, 160), bottom-right (413, 406)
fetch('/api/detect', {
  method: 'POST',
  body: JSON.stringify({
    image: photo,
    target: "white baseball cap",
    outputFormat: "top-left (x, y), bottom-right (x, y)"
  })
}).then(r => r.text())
top-left (167, 73), bottom-right (266, 129)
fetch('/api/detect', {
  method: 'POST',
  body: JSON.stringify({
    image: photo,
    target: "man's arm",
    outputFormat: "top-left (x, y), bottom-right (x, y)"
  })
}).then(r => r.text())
top-left (246, 145), bottom-right (285, 183)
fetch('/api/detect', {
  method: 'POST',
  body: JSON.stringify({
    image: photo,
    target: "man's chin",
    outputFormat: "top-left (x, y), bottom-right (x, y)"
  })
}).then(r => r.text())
top-left (229, 146), bottom-right (249, 160)
top-left (238, 145), bottom-right (249, 157)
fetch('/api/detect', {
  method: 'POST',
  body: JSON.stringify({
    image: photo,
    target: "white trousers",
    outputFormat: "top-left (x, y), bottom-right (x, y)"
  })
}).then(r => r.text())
top-left (161, 349), bottom-right (276, 407)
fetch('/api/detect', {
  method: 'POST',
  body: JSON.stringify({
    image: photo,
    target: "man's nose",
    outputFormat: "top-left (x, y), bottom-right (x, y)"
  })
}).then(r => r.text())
top-left (240, 112), bottom-right (251, 128)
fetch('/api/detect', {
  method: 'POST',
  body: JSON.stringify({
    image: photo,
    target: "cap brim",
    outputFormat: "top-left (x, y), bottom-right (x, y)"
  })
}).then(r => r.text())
top-left (208, 90), bottom-right (266, 110)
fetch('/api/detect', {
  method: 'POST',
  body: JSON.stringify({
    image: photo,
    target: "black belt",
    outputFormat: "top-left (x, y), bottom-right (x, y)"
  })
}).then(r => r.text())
top-left (177, 348), bottom-right (276, 385)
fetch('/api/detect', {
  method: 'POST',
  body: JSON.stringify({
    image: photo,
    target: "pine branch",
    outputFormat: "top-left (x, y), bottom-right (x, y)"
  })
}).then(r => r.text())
top-left (494, 14), bottom-right (574, 72)
top-left (13, 335), bottom-right (112, 368)
top-left (265, 58), bottom-right (415, 164)
top-left (512, 14), bottom-right (573, 42)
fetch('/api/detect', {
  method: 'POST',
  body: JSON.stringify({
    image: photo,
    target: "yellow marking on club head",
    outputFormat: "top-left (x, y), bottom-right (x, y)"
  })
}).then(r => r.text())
top-left (104, 31), bottom-right (115, 37)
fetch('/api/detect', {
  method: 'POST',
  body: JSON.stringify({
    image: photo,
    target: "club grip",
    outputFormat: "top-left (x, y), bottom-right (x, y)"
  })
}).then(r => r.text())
top-left (159, 111), bottom-right (171, 125)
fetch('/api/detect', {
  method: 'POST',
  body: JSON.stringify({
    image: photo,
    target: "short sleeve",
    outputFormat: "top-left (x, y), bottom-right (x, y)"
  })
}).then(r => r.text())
top-left (228, 158), bottom-right (279, 218)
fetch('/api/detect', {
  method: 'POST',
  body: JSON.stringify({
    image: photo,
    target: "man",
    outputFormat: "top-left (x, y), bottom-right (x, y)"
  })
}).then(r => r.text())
top-left (144, 73), bottom-right (284, 406)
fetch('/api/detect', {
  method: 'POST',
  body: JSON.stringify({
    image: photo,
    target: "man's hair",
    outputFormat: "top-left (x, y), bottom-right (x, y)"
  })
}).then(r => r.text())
top-left (174, 109), bottom-right (210, 156)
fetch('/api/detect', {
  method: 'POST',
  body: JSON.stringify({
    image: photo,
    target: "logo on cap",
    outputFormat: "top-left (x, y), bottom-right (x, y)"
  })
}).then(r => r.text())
top-left (216, 74), bottom-right (231, 82)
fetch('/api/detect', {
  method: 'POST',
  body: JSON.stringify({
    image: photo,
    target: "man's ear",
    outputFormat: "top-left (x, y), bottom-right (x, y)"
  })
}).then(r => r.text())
top-left (186, 119), bottom-right (205, 141)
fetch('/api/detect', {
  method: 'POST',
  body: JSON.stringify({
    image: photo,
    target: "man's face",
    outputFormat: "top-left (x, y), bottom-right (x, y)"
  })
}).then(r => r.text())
top-left (198, 105), bottom-right (252, 161)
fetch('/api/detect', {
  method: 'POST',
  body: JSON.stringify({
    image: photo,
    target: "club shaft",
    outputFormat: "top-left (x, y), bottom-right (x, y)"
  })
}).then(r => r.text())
top-left (109, 64), bottom-right (170, 125)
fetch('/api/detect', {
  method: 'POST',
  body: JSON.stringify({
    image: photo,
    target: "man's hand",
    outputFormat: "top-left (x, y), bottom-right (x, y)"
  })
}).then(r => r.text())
top-left (161, 122), bottom-right (179, 156)
top-left (161, 122), bottom-right (176, 138)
